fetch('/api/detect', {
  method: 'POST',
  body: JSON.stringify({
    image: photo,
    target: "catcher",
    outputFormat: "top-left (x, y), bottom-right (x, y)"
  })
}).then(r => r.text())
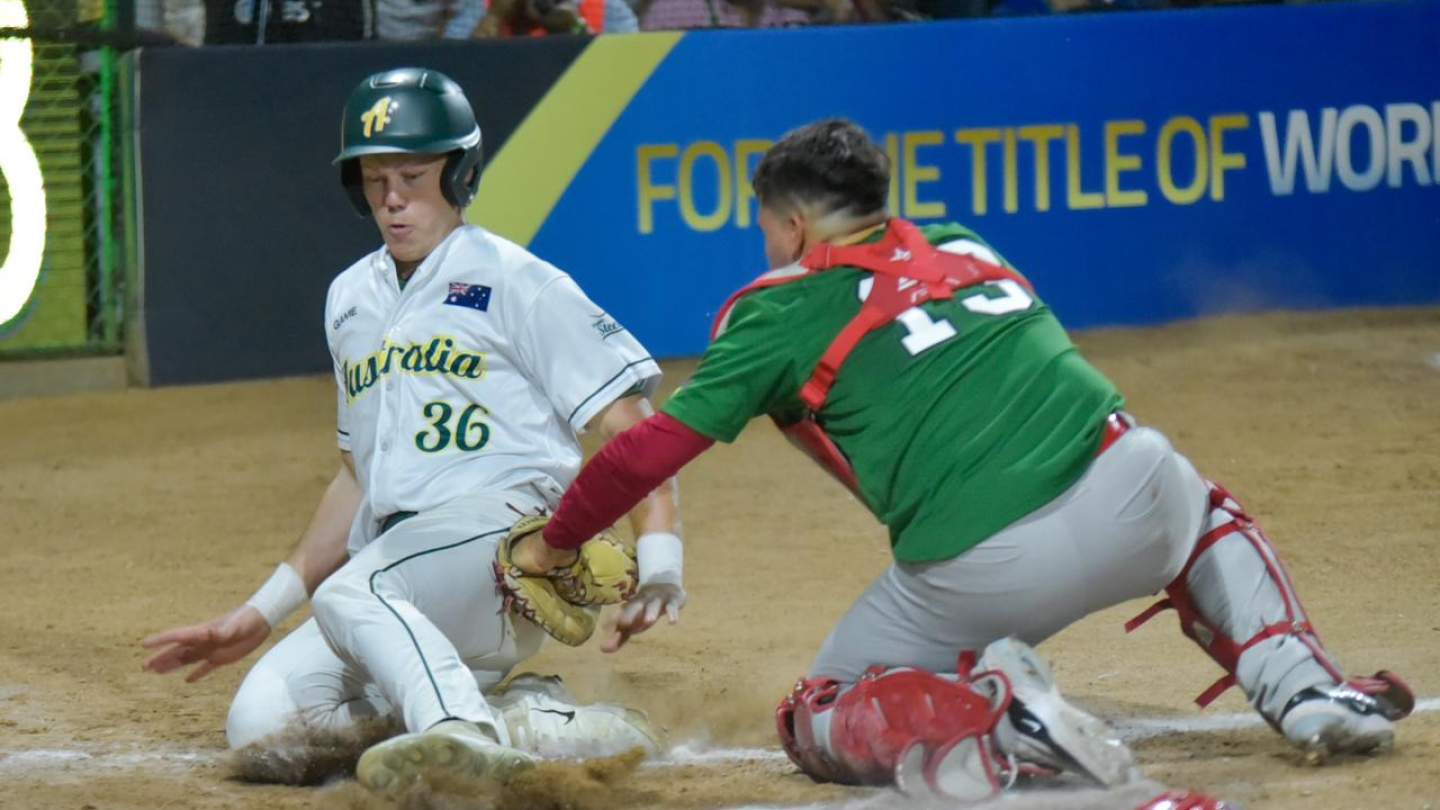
top-left (506, 119), bottom-right (1415, 800)
top-left (140, 67), bottom-right (684, 797)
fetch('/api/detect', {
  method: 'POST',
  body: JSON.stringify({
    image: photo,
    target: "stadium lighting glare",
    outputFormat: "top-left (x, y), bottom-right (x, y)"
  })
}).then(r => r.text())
top-left (0, 0), bottom-right (47, 327)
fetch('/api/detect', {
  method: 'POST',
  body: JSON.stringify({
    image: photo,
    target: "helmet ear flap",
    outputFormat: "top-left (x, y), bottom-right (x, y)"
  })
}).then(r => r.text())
top-left (443, 144), bottom-right (484, 210)
top-left (340, 160), bottom-right (369, 218)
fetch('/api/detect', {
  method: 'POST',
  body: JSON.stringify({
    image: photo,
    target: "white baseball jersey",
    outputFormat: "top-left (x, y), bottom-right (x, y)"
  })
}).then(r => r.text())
top-left (325, 225), bottom-right (660, 550)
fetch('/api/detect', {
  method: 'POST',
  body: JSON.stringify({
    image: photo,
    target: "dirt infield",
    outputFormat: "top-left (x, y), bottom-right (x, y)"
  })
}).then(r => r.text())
top-left (1, 307), bottom-right (1437, 809)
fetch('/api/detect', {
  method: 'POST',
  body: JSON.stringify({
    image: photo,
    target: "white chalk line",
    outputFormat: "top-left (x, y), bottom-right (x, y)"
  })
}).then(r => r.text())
top-left (3, 698), bottom-right (1435, 775)
top-left (0, 748), bottom-right (218, 772)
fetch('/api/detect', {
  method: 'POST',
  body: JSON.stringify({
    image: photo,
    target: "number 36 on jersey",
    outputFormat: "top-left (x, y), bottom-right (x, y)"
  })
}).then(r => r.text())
top-left (414, 401), bottom-right (491, 453)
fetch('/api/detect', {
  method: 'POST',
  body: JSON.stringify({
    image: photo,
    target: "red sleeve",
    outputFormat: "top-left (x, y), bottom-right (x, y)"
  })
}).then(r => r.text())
top-left (542, 412), bottom-right (713, 550)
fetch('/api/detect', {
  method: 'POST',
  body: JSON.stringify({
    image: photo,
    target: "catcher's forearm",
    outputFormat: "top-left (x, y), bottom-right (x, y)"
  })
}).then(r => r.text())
top-left (625, 467), bottom-right (679, 538)
top-left (592, 394), bottom-right (682, 541)
top-left (545, 412), bottom-right (712, 550)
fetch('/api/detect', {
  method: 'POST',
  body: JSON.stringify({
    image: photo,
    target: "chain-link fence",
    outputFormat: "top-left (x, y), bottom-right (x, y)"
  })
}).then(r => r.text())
top-left (0, 0), bottom-right (122, 357)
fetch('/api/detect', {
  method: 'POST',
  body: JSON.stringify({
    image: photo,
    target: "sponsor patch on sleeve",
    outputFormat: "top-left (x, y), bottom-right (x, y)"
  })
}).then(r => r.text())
top-left (591, 314), bottom-right (626, 340)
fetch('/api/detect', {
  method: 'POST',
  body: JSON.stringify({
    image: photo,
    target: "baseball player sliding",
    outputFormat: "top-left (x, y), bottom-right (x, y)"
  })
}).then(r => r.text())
top-left (507, 120), bottom-right (1416, 802)
top-left (141, 68), bottom-right (686, 797)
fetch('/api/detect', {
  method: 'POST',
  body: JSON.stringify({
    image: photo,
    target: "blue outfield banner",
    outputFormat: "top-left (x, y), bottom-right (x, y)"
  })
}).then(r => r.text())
top-left (519, 0), bottom-right (1440, 359)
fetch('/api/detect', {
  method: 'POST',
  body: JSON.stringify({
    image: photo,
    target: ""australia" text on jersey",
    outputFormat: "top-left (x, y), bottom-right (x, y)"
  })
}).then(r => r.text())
top-left (344, 336), bottom-right (486, 402)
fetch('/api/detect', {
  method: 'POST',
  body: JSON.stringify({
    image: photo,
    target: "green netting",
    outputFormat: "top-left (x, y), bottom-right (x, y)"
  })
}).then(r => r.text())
top-left (0, 0), bottom-right (121, 356)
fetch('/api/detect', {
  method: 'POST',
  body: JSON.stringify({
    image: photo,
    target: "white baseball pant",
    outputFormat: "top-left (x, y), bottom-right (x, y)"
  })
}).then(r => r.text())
top-left (808, 424), bottom-right (1342, 722)
top-left (226, 487), bottom-right (549, 749)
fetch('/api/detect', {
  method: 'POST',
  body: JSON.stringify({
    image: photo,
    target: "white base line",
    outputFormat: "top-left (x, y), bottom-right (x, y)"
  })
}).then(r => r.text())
top-left (0, 750), bottom-right (218, 770)
top-left (2, 698), bottom-right (1434, 773)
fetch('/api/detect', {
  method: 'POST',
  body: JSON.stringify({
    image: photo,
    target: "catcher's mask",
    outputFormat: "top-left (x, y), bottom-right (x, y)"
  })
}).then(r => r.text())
top-left (334, 67), bottom-right (483, 217)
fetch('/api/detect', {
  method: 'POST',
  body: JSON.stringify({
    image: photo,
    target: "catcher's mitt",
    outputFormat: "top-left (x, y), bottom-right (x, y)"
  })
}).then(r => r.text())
top-left (494, 515), bottom-right (638, 646)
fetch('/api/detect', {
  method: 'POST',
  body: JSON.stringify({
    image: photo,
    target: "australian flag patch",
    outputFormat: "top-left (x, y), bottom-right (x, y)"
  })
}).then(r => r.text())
top-left (444, 282), bottom-right (492, 312)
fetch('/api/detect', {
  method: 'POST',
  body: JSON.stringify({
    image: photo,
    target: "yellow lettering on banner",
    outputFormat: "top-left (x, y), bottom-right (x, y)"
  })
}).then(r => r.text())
top-left (1017, 125), bottom-right (1063, 212)
top-left (1003, 128), bottom-right (1019, 214)
top-left (678, 141), bottom-right (732, 232)
top-left (636, 144), bottom-right (678, 235)
top-left (1209, 114), bottom-right (1249, 202)
top-left (734, 139), bottom-right (771, 228)
top-left (1157, 116), bottom-right (1208, 204)
top-left (1065, 125), bottom-right (1104, 210)
top-left (903, 130), bottom-right (946, 219)
top-left (955, 128), bottom-right (1001, 215)
top-left (884, 133), bottom-right (901, 215)
top-left (634, 114), bottom-right (1255, 234)
top-left (1104, 120), bottom-right (1148, 208)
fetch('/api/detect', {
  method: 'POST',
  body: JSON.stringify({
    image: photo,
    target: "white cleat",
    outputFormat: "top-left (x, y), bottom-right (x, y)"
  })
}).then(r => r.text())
top-left (977, 637), bottom-right (1139, 788)
top-left (1280, 684), bottom-right (1396, 761)
top-left (356, 719), bottom-right (535, 798)
top-left (493, 673), bottom-right (664, 759)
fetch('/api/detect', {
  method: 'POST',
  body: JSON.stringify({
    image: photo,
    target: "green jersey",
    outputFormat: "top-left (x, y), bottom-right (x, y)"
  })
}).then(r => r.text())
top-left (662, 222), bottom-right (1124, 563)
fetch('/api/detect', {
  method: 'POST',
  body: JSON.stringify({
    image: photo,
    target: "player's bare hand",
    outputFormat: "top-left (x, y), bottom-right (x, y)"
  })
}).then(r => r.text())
top-left (141, 605), bottom-right (271, 682)
top-left (510, 530), bottom-right (579, 576)
top-left (602, 583), bottom-right (685, 653)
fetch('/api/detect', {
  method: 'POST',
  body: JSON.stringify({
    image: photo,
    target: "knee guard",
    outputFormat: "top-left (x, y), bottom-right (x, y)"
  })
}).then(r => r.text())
top-left (1126, 481), bottom-right (1412, 722)
top-left (775, 664), bottom-right (1014, 802)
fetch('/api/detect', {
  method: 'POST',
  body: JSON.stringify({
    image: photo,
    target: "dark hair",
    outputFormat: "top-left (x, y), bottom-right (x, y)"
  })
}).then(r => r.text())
top-left (752, 118), bottom-right (890, 219)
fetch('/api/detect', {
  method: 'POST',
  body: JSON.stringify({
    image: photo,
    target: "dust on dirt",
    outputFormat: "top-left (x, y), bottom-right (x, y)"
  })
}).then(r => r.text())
top-left (318, 749), bottom-right (653, 810)
top-left (229, 718), bottom-right (399, 785)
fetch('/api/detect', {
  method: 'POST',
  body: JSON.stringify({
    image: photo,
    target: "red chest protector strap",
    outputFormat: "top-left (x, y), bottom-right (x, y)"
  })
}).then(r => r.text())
top-left (709, 219), bottom-right (1030, 496)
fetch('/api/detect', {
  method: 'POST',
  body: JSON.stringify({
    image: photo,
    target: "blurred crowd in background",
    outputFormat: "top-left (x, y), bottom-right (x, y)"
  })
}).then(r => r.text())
top-left (139, 0), bottom-right (1294, 45)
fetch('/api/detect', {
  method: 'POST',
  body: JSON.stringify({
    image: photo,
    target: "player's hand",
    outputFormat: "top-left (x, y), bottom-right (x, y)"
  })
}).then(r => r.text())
top-left (140, 605), bottom-right (272, 682)
top-left (509, 530), bottom-right (580, 575)
top-left (601, 582), bottom-right (685, 653)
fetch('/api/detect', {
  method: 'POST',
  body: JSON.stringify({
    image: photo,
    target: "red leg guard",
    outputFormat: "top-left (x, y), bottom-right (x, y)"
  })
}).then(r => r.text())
top-left (1346, 670), bottom-right (1416, 720)
top-left (776, 677), bottom-right (847, 784)
top-left (1126, 482), bottom-right (1339, 708)
top-left (1136, 791), bottom-right (1238, 810)
top-left (1126, 481), bottom-right (1411, 717)
top-left (775, 665), bottom-right (1013, 796)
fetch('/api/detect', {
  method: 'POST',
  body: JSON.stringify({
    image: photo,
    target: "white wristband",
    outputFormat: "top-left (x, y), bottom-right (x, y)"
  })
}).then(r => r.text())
top-left (245, 562), bottom-right (308, 629)
top-left (637, 532), bottom-right (683, 589)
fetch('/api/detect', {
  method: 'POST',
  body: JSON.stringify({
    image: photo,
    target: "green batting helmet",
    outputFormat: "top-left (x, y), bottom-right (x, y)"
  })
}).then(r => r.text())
top-left (334, 67), bottom-right (483, 217)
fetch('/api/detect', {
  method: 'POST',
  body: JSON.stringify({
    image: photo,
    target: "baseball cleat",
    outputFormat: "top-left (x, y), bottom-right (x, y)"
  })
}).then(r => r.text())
top-left (495, 687), bottom-right (664, 759)
top-left (977, 637), bottom-right (1138, 787)
top-left (356, 719), bottom-right (535, 798)
top-left (1279, 683), bottom-right (1398, 761)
